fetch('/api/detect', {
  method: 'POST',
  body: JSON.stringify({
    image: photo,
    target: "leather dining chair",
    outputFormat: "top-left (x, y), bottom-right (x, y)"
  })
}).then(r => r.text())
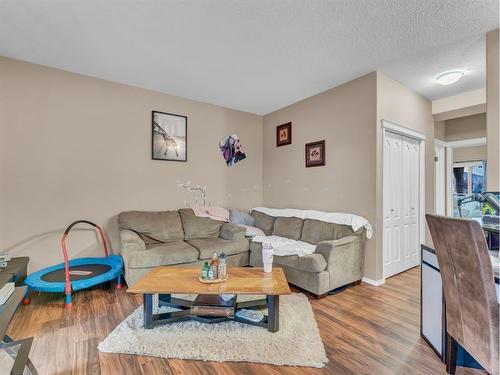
top-left (426, 214), bottom-right (499, 375)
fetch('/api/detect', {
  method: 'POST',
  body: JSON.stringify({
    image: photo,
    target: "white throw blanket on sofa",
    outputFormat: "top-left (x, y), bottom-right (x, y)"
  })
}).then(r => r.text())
top-left (252, 235), bottom-right (316, 257)
top-left (252, 207), bottom-right (373, 239)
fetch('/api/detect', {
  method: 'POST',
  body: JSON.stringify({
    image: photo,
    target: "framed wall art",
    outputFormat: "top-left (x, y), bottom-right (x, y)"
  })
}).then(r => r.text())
top-left (276, 122), bottom-right (292, 147)
top-left (305, 140), bottom-right (325, 167)
top-left (152, 111), bottom-right (187, 162)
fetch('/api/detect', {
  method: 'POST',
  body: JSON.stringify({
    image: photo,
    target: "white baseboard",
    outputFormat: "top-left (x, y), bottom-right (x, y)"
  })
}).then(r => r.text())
top-left (361, 277), bottom-right (385, 286)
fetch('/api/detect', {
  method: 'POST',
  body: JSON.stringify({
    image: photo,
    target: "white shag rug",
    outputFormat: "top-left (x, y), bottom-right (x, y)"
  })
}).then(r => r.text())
top-left (98, 293), bottom-right (327, 368)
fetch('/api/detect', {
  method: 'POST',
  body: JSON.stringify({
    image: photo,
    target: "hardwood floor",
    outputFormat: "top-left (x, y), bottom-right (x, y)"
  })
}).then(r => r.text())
top-left (7, 267), bottom-right (485, 375)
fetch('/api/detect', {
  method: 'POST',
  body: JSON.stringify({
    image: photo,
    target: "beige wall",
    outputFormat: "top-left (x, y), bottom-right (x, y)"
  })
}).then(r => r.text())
top-left (486, 29), bottom-right (499, 191)
top-left (434, 121), bottom-right (445, 140)
top-left (376, 71), bottom-right (435, 279)
top-left (0, 58), bottom-right (437, 283)
top-left (262, 73), bottom-right (378, 279)
top-left (0, 57), bottom-right (263, 272)
top-left (444, 113), bottom-right (486, 141)
top-left (261, 71), bottom-right (434, 282)
top-left (453, 146), bottom-right (487, 162)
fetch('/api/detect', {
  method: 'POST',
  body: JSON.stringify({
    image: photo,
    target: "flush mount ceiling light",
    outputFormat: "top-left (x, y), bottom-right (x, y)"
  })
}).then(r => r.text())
top-left (435, 71), bottom-right (465, 85)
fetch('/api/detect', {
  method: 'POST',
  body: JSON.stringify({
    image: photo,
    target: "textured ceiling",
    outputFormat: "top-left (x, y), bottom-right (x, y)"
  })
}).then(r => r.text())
top-left (0, 0), bottom-right (498, 114)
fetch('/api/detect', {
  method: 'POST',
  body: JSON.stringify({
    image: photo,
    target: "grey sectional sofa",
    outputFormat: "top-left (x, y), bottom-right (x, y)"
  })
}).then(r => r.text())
top-left (118, 209), bottom-right (249, 286)
top-left (118, 208), bottom-right (366, 297)
top-left (248, 210), bottom-right (366, 297)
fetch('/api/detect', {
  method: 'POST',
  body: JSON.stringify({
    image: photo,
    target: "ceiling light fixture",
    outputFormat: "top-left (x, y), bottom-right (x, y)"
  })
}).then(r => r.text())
top-left (435, 71), bottom-right (464, 85)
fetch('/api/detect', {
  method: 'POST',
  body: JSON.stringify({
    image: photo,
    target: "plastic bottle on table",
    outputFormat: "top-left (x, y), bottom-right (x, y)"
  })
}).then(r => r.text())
top-left (210, 253), bottom-right (220, 279)
top-left (218, 252), bottom-right (226, 278)
top-left (201, 261), bottom-right (210, 279)
top-left (262, 242), bottom-right (274, 273)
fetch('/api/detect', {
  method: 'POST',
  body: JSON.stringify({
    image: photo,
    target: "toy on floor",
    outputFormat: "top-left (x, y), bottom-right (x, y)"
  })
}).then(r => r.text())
top-left (24, 220), bottom-right (123, 308)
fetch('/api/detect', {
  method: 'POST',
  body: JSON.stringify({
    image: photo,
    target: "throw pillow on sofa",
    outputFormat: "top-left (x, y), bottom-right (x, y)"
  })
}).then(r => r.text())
top-left (229, 209), bottom-right (255, 226)
top-left (237, 224), bottom-right (265, 237)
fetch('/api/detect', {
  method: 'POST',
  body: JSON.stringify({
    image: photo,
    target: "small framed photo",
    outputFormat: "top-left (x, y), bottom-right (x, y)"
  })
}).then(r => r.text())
top-left (152, 111), bottom-right (187, 162)
top-left (305, 140), bottom-right (325, 168)
top-left (276, 122), bottom-right (292, 147)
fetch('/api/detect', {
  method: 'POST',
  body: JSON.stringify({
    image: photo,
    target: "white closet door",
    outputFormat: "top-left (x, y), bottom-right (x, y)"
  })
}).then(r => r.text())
top-left (383, 131), bottom-right (403, 278)
top-left (403, 136), bottom-right (420, 270)
top-left (384, 131), bottom-right (420, 278)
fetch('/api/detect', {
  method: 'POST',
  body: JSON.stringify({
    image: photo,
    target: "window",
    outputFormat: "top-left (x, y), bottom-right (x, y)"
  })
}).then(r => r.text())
top-left (452, 161), bottom-right (486, 218)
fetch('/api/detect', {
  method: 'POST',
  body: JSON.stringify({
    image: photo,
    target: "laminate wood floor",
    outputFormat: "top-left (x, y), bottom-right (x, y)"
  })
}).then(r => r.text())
top-left (7, 267), bottom-right (485, 375)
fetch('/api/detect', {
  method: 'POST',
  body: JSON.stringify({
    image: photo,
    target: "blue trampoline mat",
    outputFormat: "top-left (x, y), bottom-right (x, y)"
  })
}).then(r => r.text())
top-left (25, 255), bottom-right (123, 292)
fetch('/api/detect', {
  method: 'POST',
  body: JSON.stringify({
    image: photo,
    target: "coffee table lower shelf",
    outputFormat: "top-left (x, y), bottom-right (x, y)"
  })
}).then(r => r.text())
top-left (143, 294), bottom-right (280, 333)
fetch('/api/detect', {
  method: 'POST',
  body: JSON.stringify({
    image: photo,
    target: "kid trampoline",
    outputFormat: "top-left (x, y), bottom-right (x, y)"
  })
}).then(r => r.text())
top-left (25, 220), bottom-right (123, 308)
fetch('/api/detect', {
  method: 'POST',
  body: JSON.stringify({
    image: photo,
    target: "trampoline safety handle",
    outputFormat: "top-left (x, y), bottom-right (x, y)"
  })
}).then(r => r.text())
top-left (60, 220), bottom-right (110, 296)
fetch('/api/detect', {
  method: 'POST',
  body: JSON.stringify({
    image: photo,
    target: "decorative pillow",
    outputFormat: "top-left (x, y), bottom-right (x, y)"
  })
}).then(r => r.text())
top-left (229, 209), bottom-right (255, 226)
top-left (250, 210), bottom-right (276, 235)
top-left (238, 225), bottom-right (265, 237)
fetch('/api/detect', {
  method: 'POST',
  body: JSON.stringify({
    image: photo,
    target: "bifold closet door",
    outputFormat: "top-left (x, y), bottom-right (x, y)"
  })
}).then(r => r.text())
top-left (401, 136), bottom-right (420, 271)
top-left (383, 131), bottom-right (420, 278)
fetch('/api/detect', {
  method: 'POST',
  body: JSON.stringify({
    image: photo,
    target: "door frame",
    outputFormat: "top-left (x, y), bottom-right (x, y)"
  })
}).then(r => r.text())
top-left (436, 137), bottom-right (487, 216)
top-left (434, 139), bottom-right (446, 215)
top-left (381, 120), bottom-right (426, 279)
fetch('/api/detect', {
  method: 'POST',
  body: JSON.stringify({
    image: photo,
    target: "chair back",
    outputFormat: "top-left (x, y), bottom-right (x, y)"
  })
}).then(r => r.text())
top-left (426, 214), bottom-right (499, 375)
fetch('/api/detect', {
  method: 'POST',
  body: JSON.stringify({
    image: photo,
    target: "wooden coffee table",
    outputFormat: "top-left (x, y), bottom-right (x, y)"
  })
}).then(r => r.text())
top-left (127, 267), bottom-right (291, 333)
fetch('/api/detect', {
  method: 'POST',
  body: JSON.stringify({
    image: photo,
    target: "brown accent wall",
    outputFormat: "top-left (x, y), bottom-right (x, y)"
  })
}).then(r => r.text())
top-left (0, 57), bottom-right (263, 272)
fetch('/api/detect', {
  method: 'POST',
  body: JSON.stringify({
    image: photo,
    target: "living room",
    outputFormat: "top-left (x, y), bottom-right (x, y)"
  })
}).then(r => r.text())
top-left (0, 1), bottom-right (498, 374)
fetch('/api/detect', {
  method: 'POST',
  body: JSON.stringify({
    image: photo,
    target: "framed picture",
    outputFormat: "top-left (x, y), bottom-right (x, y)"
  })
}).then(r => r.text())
top-left (152, 111), bottom-right (187, 161)
top-left (305, 140), bottom-right (325, 167)
top-left (276, 122), bottom-right (292, 147)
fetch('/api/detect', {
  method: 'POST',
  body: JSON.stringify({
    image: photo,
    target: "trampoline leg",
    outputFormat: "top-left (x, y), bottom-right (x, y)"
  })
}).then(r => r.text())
top-left (22, 290), bottom-right (31, 305)
top-left (65, 293), bottom-right (72, 309)
top-left (116, 274), bottom-right (123, 289)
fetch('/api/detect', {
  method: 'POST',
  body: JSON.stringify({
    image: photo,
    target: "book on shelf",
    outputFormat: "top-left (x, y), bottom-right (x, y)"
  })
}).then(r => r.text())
top-left (192, 294), bottom-right (236, 307)
top-left (0, 282), bottom-right (15, 305)
top-left (190, 294), bottom-right (237, 317)
top-left (190, 306), bottom-right (235, 317)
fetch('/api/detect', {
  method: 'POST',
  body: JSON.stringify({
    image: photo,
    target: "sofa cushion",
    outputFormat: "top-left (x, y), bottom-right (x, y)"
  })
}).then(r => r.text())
top-left (179, 208), bottom-right (222, 240)
top-left (249, 242), bottom-right (326, 272)
top-left (118, 210), bottom-right (184, 244)
top-left (272, 217), bottom-right (304, 240)
top-left (250, 210), bottom-right (276, 235)
top-left (187, 237), bottom-right (249, 260)
top-left (300, 219), bottom-right (354, 244)
top-left (126, 241), bottom-right (199, 268)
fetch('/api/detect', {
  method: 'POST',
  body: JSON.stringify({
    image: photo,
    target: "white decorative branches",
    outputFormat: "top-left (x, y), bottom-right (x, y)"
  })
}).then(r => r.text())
top-left (177, 181), bottom-right (208, 207)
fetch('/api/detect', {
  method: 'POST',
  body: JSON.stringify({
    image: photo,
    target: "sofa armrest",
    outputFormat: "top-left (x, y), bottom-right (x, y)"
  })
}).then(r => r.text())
top-left (220, 223), bottom-right (246, 241)
top-left (315, 235), bottom-right (365, 288)
top-left (315, 235), bottom-right (360, 263)
top-left (120, 229), bottom-right (146, 253)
